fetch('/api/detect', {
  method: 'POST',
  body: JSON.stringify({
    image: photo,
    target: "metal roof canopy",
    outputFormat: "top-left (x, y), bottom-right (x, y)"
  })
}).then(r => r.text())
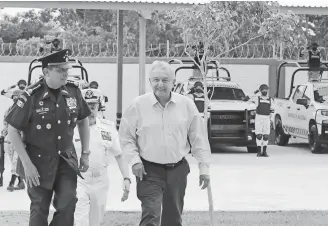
top-left (278, 1), bottom-right (328, 15)
top-left (0, 1), bottom-right (197, 10)
top-left (279, 6), bottom-right (328, 15)
top-left (0, 0), bottom-right (201, 129)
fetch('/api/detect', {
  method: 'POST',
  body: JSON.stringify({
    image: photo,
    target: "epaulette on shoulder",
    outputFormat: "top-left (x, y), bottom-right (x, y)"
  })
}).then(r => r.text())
top-left (24, 82), bottom-right (43, 96)
top-left (99, 118), bottom-right (114, 127)
top-left (66, 80), bottom-right (80, 88)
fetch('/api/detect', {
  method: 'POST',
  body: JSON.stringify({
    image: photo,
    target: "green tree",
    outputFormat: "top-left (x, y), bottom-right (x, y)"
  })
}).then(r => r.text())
top-left (167, 1), bottom-right (307, 134)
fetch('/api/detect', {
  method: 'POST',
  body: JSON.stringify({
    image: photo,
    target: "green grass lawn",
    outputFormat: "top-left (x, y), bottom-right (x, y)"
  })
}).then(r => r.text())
top-left (1, 211), bottom-right (328, 226)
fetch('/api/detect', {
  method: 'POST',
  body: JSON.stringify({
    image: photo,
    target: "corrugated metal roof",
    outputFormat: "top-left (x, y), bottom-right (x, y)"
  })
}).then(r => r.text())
top-left (85, 0), bottom-right (209, 4)
top-left (277, 0), bottom-right (328, 8)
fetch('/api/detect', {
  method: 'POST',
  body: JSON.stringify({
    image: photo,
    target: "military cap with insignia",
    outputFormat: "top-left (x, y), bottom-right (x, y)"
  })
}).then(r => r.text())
top-left (38, 49), bottom-right (73, 70)
top-left (81, 88), bottom-right (103, 104)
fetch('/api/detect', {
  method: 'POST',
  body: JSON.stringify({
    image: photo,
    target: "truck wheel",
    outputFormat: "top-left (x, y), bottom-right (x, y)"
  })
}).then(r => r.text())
top-left (309, 124), bottom-right (322, 154)
top-left (247, 146), bottom-right (258, 153)
top-left (275, 117), bottom-right (290, 146)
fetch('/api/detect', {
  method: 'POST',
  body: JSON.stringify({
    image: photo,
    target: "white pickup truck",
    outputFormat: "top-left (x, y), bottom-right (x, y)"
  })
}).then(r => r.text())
top-left (174, 74), bottom-right (258, 153)
top-left (273, 81), bottom-right (328, 153)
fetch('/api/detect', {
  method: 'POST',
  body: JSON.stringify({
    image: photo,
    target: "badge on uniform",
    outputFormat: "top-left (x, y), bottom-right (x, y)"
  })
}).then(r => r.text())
top-left (101, 131), bottom-right (111, 141)
top-left (85, 90), bottom-right (94, 99)
top-left (16, 100), bottom-right (24, 108)
top-left (36, 107), bottom-right (49, 115)
top-left (66, 97), bottom-right (77, 109)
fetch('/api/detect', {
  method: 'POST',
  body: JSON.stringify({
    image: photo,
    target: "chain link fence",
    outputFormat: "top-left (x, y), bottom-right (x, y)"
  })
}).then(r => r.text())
top-left (1, 42), bottom-right (328, 60)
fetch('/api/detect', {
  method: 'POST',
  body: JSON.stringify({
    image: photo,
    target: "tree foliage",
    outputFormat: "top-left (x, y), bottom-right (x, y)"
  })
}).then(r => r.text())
top-left (1, 3), bottom-right (327, 56)
top-left (167, 1), bottom-right (308, 59)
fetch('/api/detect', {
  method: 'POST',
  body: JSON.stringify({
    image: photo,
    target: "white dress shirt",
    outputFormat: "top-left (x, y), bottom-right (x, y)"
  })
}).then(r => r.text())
top-left (74, 118), bottom-right (122, 170)
top-left (119, 92), bottom-right (211, 175)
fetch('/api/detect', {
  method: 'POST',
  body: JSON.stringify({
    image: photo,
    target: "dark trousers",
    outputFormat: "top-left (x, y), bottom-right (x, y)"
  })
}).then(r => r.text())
top-left (137, 158), bottom-right (190, 226)
top-left (27, 158), bottom-right (78, 226)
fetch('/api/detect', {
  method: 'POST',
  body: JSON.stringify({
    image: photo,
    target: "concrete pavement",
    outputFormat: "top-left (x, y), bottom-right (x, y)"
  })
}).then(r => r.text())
top-left (0, 142), bottom-right (328, 212)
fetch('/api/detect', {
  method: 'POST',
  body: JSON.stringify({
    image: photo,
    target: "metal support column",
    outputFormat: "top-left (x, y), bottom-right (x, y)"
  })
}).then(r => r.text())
top-left (139, 15), bottom-right (146, 95)
top-left (116, 10), bottom-right (124, 130)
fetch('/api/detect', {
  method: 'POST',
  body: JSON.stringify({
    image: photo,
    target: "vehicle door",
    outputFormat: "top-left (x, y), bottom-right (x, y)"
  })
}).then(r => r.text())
top-left (289, 85), bottom-right (307, 137)
top-left (294, 85), bottom-right (313, 139)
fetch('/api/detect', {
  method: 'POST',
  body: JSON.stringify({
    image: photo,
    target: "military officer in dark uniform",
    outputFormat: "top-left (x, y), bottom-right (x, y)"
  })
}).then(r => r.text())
top-left (5, 49), bottom-right (91, 226)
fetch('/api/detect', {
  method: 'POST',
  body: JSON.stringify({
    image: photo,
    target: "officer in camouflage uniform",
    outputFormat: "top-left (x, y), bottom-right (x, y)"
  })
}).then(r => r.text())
top-left (5, 49), bottom-right (91, 226)
top-left (1, 89), bottom-right (26, 191)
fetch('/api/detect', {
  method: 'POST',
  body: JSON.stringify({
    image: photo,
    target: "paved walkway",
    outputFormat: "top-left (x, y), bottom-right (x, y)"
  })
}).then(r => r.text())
top-left (1, 143), bottom-right (328, 212)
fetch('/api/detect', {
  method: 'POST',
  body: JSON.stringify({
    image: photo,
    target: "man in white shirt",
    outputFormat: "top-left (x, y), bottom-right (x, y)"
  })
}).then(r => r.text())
top-left (119, 61), bottom-right (211, 226)
top-left (74, 88), bottom-right (131, 226)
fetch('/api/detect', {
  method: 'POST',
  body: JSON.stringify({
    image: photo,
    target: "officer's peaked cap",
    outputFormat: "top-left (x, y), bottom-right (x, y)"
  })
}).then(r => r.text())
top-left (38, 49), bottom-right (72, 69)
top-left (259, 84), bottom-right (269, 91)
top-left (82, 88), bottom-right (103, 104)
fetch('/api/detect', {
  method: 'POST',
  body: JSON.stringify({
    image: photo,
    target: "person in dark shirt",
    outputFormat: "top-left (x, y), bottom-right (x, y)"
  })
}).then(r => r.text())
top-left (5, 49), bottom-right (91, 226)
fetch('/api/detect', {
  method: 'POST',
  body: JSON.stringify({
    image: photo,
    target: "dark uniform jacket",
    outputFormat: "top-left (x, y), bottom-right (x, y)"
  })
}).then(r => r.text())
top-left (5, 79), bottom-right (91, 189)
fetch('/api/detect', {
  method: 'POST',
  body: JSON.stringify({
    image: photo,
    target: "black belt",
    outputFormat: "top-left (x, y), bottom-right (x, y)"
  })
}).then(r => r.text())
top-left (141, 157), bottom-right (185, 168)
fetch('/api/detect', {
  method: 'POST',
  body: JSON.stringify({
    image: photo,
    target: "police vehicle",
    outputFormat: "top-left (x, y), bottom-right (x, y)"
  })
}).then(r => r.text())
top-left (272, 61), bottom-right (328, 153)
top-left (169, 59), bottom-right (258, 153)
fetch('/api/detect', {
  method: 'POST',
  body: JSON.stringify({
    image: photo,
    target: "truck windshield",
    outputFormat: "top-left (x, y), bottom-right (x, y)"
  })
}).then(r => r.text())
top-left (207, 87), bottom-right (246, 100)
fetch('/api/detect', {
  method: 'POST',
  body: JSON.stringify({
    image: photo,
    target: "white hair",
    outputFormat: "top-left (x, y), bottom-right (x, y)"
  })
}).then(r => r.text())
top-left (149, 61), bottom-right (175, 79)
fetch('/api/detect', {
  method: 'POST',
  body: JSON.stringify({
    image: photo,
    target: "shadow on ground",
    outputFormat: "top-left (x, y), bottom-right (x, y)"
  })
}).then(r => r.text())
top-left (1, 211), bottom-right (328, 226)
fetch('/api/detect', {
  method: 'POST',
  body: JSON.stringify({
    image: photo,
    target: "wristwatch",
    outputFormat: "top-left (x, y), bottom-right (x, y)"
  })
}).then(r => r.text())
top-left (81, 150), bottom-right (91, 155)
top-left (124, 177), bottom-right (131, 183)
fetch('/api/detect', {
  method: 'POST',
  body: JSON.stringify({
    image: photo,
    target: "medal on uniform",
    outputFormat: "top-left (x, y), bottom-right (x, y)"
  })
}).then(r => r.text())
top-left (36, 125), bottom-right (41, 130)
top-left (67, 120), bottom-right (71, 124)
top-left (39, 101), bottom-right (43, 106)
top-left (66, 97), bottom-right (77, 109)
top-left (46, 124), bottom-right (51, 129)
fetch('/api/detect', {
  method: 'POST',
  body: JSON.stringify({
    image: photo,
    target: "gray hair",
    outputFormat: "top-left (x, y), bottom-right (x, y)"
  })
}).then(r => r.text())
top-left (149, 61), bottom-right (175, 78)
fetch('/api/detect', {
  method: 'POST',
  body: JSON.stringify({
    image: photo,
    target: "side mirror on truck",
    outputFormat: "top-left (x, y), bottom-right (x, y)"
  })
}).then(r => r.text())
top-left (242, 96), bottom-right (250, 101)
top-left (296, 98), bottom-right (309, 108)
